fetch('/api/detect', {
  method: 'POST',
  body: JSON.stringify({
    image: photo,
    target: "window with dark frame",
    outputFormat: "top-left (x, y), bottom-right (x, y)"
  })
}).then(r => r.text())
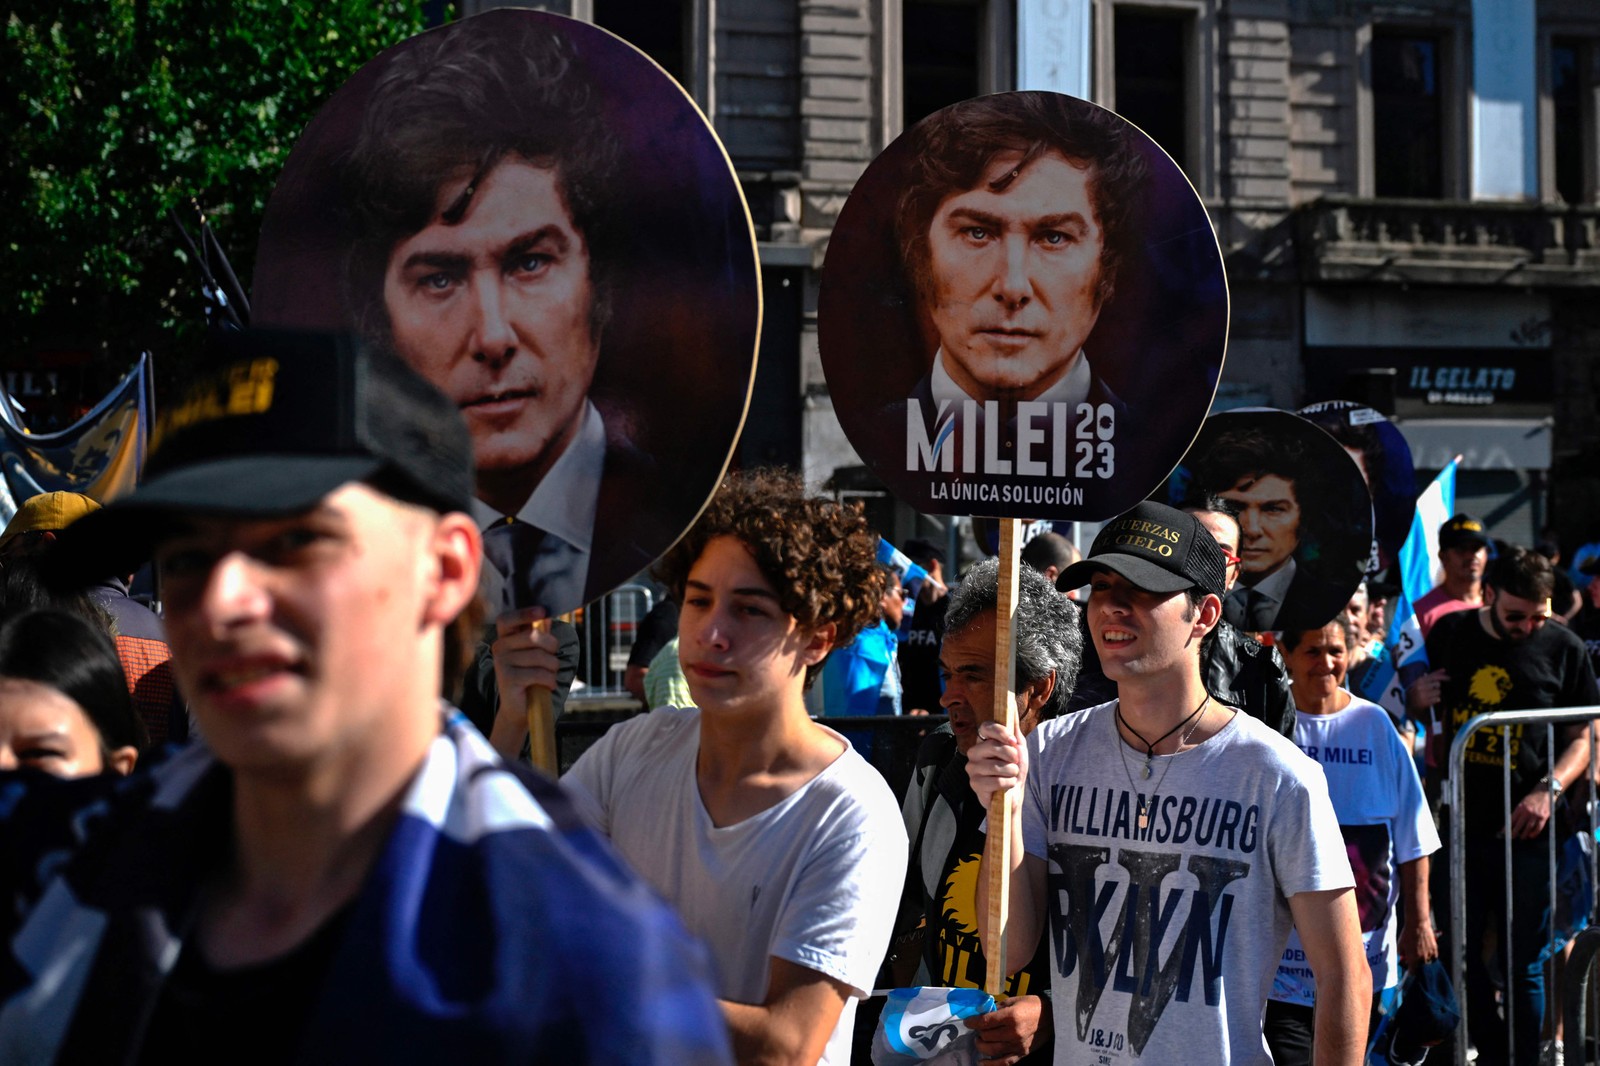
top-left (1113, 8), bottom-right (1191, 177)
top-left (902, 0), bottom-right (982, 129)
top-left (1552, 39), bottom-right (1587, 204)
top-left (593, 0), bottom-right (688, 88)
top-left (713, 0), bottom-right (800, 171)
top-left (1371, 32), bottom-right (1445, 198)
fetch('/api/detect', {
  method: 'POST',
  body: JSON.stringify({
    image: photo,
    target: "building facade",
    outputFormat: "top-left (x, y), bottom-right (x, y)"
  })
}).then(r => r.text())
top-left (473, 0), bottom-right (1600, 551)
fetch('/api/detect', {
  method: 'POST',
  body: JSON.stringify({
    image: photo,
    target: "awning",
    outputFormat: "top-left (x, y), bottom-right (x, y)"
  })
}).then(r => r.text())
top-left (1396, 417), bottom-right (1552, 471)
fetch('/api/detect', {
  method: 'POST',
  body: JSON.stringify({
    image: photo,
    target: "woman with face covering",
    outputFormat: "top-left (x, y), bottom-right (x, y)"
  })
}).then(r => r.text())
top-left (0, 609), bottom-right (146, 777)
top-left (1263, 618), bottom-right (1440, 1064)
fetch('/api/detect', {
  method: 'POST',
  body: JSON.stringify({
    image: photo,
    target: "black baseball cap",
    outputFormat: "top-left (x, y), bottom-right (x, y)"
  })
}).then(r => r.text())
top-left (1438, 513), bottom-right (1488, 550)
top-left (1057, 501), bottom-right (1227, 599)
top-left (53, 329), bottom-right (473, 580)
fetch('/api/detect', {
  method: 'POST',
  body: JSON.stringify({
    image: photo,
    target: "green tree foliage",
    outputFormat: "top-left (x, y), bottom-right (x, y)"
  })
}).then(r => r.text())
top-left (2, 0), bottom-right (440, 401)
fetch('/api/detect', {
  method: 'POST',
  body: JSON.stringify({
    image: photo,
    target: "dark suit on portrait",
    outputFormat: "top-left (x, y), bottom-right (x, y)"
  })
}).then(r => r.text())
top-left (1225, 561), bottom-right (1358, 634)
top-left (585, 435), bottom-right (677, 603)
top-left (479, 408), bottom-right (679, 615)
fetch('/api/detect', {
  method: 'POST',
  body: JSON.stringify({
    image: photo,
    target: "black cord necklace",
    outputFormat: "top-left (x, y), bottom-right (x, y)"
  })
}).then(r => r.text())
top-left (1115, 694), bottom-right (1211, 779)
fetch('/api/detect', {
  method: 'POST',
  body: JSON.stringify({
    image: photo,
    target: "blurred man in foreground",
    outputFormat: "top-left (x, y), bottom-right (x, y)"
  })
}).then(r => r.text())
top-left (0, 331), bottom-right (730, 1064)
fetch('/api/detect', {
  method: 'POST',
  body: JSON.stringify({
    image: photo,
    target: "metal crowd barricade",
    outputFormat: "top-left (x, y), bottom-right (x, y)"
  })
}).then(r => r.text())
top-left (1447, 706), bottom-right (1600, 1066)
top-left (568, 583), bottom-right (655, 708)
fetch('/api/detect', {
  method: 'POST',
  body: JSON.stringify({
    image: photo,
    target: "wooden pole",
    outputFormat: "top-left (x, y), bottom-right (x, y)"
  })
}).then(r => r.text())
top-left (525, 616), bottom-right (559, 775)
top-left (983, 518), bottom-right (1022, 996)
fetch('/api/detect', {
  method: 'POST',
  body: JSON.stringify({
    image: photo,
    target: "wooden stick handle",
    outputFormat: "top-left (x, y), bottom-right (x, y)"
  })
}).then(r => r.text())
top-left (524, 616), bottom-right (558, 775)
top-left (983, 518), bottom-right (1022, 997)
top-left (984, 788), bottom-right (1014, 996)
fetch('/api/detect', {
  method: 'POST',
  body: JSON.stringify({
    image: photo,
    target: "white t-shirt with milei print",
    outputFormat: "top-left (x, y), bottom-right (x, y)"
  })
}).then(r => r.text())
top-left (1015, 700), bottom-right (1353, 1065)
top-left (1272, 694), bottom-right (1439, 1005)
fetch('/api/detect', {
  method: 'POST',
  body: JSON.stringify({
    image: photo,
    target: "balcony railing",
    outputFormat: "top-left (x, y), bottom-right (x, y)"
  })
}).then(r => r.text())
top-left (1293, 196), bottom-right (1600, 287)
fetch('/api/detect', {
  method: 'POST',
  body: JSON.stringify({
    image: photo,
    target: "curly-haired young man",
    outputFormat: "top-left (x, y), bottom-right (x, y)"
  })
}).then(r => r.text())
top-left (560, 470), bottom-right (908, 1066)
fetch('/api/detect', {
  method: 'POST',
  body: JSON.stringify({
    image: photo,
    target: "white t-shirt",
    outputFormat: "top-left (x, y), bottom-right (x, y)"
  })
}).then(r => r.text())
top-left (563, 706), bottom-right (907, 1066)
top-left (1272, 695), bottom-right (1440, 1004)
top-left (1018, 701), bottom-right (1353, 1066)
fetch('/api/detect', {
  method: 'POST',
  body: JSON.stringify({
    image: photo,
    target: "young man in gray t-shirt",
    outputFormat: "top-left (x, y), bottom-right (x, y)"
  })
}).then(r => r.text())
top-left (969, 502), bottom-right (1368, 1065)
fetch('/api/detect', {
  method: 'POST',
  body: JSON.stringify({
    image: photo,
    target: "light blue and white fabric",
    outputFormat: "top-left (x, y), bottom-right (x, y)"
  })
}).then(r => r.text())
top-left (880, 536), bottom-right (932, 624)
top-left (872, 986), bottom-right (997, 1065)
top-left (0, 707), bottom-right (732, 1064)
top-left (1351, 461), bottom-right (1457, 723)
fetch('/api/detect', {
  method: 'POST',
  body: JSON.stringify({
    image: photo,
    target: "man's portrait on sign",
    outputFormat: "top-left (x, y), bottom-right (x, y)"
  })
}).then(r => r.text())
top-left (819, 91), bottom-right (1227, 520)
top-left (252, 10), bottom-right (759, 615)
top-left (1298, 400), bottom-right (1418, 577)
top-left (1168, 409), bottom-right (1372, 634)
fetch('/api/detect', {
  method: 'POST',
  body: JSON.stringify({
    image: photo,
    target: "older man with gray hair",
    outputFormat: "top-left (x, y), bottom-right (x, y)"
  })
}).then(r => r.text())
top-left (893, 558), bottom-right (1080, 1065)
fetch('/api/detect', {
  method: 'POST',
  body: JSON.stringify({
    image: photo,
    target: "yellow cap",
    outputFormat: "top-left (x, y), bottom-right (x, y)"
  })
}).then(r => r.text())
top-left (0, 491), bottom-right (102, 550)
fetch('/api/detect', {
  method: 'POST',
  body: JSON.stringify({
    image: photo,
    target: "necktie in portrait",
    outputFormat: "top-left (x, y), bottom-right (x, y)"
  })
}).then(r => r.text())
top-left (482, 517), bottom-right (549, 610)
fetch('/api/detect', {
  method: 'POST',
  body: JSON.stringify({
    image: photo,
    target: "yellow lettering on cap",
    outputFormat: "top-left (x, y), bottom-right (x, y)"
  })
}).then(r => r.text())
top-left (226, 358), bottom-right (278, 416)
top-left (1118, 519), bottom-right (1181, 543)
top-left (152, 357), bottom-right (279, 453)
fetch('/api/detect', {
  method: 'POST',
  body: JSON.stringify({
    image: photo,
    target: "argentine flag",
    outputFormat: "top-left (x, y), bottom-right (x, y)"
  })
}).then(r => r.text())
top-left (871, 986), bottom-right (996, 1064)
top-left (1351, 460), bottom-right (1457, 723)
top-left (879, 537), bottom-right (932, 625)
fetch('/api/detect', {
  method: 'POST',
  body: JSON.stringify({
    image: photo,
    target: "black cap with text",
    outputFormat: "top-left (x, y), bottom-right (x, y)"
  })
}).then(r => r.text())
top-left (1057, 501), bottom-right (1227, 599)
top-left (53, 329), bottom-right (473, 580)
top-left (1437, 513), bottom-right (1488, 551)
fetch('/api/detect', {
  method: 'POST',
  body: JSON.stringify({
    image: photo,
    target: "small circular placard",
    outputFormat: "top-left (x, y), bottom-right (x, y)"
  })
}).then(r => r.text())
top-left (1298, 400), bottom-right (1418, 577)
top-left (1166, 408), bottom-right (1373, 634)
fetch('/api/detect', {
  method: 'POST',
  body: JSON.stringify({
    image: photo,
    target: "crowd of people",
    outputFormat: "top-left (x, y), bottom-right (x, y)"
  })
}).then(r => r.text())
top-left (0, 328), bottom-right (1596, 1066)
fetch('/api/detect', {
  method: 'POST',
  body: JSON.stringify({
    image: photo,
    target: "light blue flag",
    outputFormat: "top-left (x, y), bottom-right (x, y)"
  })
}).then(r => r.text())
top-left (1351, 461), bottom-right (1457, 723)
top-left (872, 986), bottom-right (996, 1064)
top-left (0, 354), bottom-right (153, 525)
top-left (878, 537), bottom-right (931, 625)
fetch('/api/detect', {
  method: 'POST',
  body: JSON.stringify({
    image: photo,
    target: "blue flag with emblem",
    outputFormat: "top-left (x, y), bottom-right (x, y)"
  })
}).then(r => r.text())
top-left (0, 356), bottom-right (152, 526)
top-left (872, 986), bottom-right (997, 1064)
top-left (1350, 461), bottom-right (1457, 722)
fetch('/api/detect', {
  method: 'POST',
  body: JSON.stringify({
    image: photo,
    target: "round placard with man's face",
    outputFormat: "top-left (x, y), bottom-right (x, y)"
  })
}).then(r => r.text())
top-left (1297, 400), bottom-right (1418, 576)
top-left (818, 91), bottom-right (1227, 521)
top-left (1165, 409), bottom-right (1373, 635)
top-left (252, 9), bottom-right (759, 616)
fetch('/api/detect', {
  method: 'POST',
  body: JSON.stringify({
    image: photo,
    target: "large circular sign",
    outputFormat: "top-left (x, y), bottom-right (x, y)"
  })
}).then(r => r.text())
top-left (1297, 400), bottom-right (1418, 576)
top-left (253, 10), bottom-right (759, 616)
top-left (818, 91), bottom-right (1227, 520)
top-left (1165, 409), bottom-right (1372, 634)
